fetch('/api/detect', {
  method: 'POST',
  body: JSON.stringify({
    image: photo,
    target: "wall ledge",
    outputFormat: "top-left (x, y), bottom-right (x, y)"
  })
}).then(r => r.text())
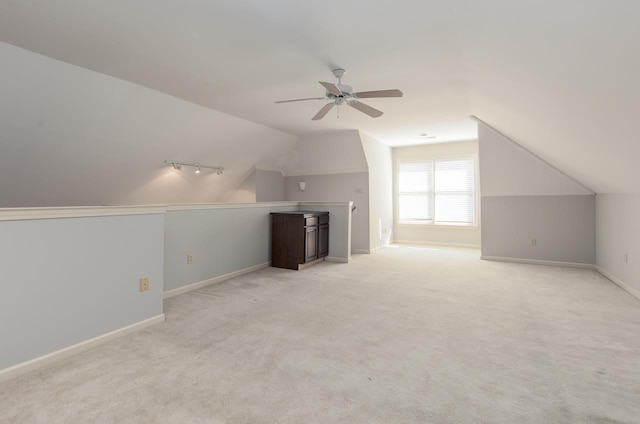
top-left (0, 205), bottom-right (167, 221)
top-left (284, 168), bottom-right (368, 177)
top-left (0, 201), bottom-right (353, 220)
top-left (167, 202), bottom-right (299, 211)
top-left (0, 314), bottom-right (165, 383)
top-left (299, 201), bottom-right (353, 207)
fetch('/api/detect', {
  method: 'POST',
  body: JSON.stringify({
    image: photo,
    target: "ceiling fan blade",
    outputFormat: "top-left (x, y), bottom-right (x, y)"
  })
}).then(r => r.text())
top-left (275, 97), bottom-right (326, 104)
top-left (319, 81), bottom-right (342, 95)
top-left (312, 103), bottom-right (335, 120)
top-left (353, 89), bottom-right (403, 99)
top-left (348, 100), bottom-right (383, 118)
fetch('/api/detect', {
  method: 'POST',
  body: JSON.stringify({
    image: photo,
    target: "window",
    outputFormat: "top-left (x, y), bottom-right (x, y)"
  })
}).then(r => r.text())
top-left (398, 158), bottom-right (475, 226)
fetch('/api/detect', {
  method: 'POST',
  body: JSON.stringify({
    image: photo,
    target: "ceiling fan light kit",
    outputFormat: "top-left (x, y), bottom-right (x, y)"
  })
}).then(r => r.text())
top-left (276, 68), bottom-right (403, 120)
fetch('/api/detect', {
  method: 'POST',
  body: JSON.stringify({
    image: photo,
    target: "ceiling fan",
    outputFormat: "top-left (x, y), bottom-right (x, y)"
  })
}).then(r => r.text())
top-left (275, 68), bottom-right (403, 120)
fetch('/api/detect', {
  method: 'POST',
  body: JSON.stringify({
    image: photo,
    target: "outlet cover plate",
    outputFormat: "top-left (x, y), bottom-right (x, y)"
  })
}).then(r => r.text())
top-left (140, 277), bottom-right (150, 292)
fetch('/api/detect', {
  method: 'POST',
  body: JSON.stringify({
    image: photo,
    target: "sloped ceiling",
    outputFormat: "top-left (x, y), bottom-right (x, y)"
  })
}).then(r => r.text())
top-left (1, 0), bottom-right (639, 194)
top-left (455, 0), bottom-right (640, 193)
top-left (0, 42), bottom-right (297, 207)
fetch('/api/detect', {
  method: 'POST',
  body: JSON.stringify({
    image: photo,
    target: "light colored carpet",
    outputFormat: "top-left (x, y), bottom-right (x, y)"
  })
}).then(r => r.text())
top-left (2, 245), bottom-right (640, 423)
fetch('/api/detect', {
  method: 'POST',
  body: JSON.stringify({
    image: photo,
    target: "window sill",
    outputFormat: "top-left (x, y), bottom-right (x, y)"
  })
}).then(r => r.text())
top-left (397, 222), bottom-right (479, 230)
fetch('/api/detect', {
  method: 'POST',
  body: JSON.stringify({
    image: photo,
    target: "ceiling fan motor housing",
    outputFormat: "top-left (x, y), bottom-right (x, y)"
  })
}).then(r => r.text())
top-left (327, 84), bottom-right (353, 98)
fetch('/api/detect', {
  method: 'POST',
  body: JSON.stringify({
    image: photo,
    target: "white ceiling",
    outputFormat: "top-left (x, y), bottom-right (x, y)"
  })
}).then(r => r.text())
top-left (1, 0), bottom-right (639, 192)
top-left (0, 0), bottom-right (476, 146)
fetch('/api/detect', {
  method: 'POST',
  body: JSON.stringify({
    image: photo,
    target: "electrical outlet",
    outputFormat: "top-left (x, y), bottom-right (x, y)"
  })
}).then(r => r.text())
top-left (187, 254), bottom-right (194, 264)
top-left (530, 238), bottom-right (536, 246)
top-left (139, 277), bottom-right (150, 292)
top-left (625, 253), bottom-right (629, 264)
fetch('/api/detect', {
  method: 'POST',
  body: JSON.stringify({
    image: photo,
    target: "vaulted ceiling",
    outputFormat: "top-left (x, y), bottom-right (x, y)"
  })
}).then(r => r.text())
top-left (1, 0), bottom-right (639, 194)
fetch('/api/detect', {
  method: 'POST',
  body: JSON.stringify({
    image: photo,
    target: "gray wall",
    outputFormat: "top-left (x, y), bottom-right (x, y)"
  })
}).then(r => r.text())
top-left (284, 173), bottom-right (369, 252)
top-left (300, 202), bottom-right (353, 261)
top-left (256, 170), bottom-right (285, 202)
top-left (281, 131), bottom-right (370, 253)
top-left (0, 201), bottom-right (353, 372)
top-left (164, 202), bottom-right (353, 292)
top-left (0, 213), bottom-right (165, 370)
top-left (478, 121), bottom-right (595, 264)
top-left (164, 204), bottom-right (297, 292)
top-left (482, 196), bottom-right (595, 264)
top-left (596, 194), bottom-right (640, 295)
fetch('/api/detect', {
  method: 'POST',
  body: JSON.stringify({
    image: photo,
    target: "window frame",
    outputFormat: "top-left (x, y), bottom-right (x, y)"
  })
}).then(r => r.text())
top-left (396, 155), bottom-right (479, 229)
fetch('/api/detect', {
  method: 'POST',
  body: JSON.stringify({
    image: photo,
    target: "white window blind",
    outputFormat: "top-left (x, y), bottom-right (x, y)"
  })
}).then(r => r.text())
top-left (398, 162), bottom-right (433, 221)
top-left (398, 158), bottom-right (475, 225)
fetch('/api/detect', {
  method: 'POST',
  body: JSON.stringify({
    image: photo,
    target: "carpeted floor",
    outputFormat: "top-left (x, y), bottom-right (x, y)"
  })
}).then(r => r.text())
top-left (2, 245), bottom-right (640, 423)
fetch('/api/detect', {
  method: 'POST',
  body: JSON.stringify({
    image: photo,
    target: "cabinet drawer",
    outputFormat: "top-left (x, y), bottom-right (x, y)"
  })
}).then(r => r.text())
top-left (319, 214), bottom-right (329, 225)
top-left (305, 217), bottom-right (318, 227)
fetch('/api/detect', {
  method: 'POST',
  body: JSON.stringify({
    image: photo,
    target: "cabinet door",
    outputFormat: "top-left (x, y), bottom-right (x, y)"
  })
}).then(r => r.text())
top-left (305, 225), bottom-right (318, 262)
top-left (318, 224), bottom-right (329, 258)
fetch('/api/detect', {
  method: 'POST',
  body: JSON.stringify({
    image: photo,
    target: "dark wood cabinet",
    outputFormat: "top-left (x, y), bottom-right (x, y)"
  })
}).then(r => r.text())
top-left (305, 225), bottom-right (318, 262)
top-left (318, 223), bottom-right (329, 258)
top-left (271, 211), bottom-right (329, 270)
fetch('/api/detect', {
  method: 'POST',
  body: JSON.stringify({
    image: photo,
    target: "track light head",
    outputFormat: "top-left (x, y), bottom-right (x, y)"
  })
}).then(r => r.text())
top-left (165, 161), bottom-right (222, 175)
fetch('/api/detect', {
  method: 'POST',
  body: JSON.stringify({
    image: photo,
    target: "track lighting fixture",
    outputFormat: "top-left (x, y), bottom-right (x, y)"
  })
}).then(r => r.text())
top-left (164, 160), bottom-right (223, 175)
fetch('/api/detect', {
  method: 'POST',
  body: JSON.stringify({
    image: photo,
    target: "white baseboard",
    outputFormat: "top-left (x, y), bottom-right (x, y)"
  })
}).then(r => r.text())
top-left (0, 314), bottom-right (165, 383)
top-left (163, 262), bottom-right (270, 299)
top-left (370, 245), bottom-right (387, 253)
top-left (481, 255), bottom-right (595, 269)
top-left (325, 256), bottom-right (349, 263)
top-left (351, 249), bottom-right (371, 254)
top-left (595, 266), bottom-right (640, 301)
top-left (393, 240), bottom-right (480, 249)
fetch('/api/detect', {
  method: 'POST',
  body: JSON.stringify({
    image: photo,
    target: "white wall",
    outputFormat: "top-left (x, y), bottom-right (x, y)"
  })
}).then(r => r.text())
top-left (256, 169), bottom-right (285, 202)
top-left (360, 132), bottom-right (393, 251)
top-left (0, 42), bottom-right (297, 207)
top-left (478, 121), bottom-right (592, 196)
top-left (393, 140), bottom-right (481, 246)
top-left (478, 121), bottom-right (595, 263)
top-left (0, 209), bottom-right (165, 371)
top-left (284, 173), bottom-right (369, 252)
top-left (282, 130), bottom-right (368, 176)
top-left (220, 169), bottom-right (257, 203)
top-left (596, 194), bottom-right (640, 297)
